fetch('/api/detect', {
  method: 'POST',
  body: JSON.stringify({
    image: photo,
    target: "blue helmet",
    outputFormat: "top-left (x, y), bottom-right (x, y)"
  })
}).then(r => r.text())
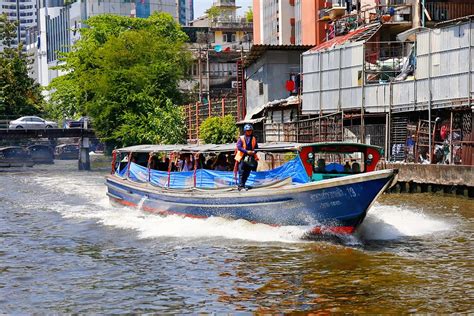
top-left (244, 124), bottom-right (253, 131)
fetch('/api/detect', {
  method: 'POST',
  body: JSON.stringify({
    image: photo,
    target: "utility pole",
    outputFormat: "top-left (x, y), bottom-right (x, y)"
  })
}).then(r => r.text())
top-left (198, 46), bottom-right (203, 103)
top-left (206, 46), bottom-right (210, 102)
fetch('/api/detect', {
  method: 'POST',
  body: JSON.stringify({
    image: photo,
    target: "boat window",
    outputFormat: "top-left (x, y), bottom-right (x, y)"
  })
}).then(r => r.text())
top-left (4, 148), bottom-right (28, 159)
top-left (309, 151), bottom-right (365, 175)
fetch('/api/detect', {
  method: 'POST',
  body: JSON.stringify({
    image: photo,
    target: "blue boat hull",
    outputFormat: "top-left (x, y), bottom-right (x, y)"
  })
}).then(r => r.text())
top-left (105, 170), bottom-right (396, 235)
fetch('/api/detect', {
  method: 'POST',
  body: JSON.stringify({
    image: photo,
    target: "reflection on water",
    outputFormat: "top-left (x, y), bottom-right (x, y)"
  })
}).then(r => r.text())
top-left (0, 161), bottom-right (472, 313)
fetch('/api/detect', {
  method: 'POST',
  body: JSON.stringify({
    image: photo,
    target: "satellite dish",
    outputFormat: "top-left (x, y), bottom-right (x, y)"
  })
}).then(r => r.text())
top-left (214, 45), bottom-right (222, 52)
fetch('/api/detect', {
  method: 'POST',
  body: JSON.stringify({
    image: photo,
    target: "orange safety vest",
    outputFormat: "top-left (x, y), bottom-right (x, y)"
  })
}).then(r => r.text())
top-left (235, 135), bottom-right (259, 162)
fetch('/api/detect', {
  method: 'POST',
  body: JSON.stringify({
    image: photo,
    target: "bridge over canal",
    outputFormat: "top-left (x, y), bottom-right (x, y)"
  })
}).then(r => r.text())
top-left (0, 128), bottom-right (97, 170)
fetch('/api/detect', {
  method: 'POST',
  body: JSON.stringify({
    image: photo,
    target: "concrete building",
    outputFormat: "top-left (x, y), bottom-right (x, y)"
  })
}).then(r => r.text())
top-left (244, 45), bottom-right (310, 114)
top-left (253, 0), bottom-right (325, 46)
top-left (177, 0), bottom-right (193, 25)
top-left (239, 45), bottom-right (311, 141)
top-left (84, 0), bottom-right (177, 18)
top-left (181, 0), bottom-right (253, 100)
top-left (0, 0), bottom-right (37, 50)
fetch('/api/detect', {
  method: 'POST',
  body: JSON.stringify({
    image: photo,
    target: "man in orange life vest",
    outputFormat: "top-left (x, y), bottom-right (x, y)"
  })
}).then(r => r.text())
top-left (235, 124), bottom-right (259, 191)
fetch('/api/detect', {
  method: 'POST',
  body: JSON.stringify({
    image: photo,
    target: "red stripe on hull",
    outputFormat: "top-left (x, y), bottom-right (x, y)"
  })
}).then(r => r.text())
top-left (109, 196), bottom-right (356, 235)
top-left (310, 226), bottom-right (355, 235)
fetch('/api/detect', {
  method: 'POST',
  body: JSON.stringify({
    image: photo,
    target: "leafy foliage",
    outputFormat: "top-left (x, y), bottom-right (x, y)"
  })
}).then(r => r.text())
top-left (199, 115), bottom-right (238, 144)
top-left (47, 13), bottom-right (190, 146)
top-left (0, 14), bottom-right (44, 117)
top-left (245, 8), bottom-right (253, 22)
top-left (112, 97), bottom-right (186, 147)
top-left (205, 6), bottom-right (222, 21)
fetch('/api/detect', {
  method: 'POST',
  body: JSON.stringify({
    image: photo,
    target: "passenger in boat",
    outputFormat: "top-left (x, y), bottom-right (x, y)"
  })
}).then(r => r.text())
top-left (351, 162), bottom-right (361, 173)
top-left (314, 158), bottom-right (326, 173)
top-left (179, 154), bottom-right (194, 172)
top-left (227, 155), bottom-right (235, 171)
top-left (235, 124), bottom-right (259, 190)
top-left (196, 154), bottom-right (206, 169)
top-left (344, 161), bottom-right (351, 173)
top-left (149, 155), bottom-right (160, 170)
top-left (163, 157), bottom-right (170, 171)
top-left (205, 157), bottom-right (214, 170)
top-left (213, 153), bottom-right (228, 171)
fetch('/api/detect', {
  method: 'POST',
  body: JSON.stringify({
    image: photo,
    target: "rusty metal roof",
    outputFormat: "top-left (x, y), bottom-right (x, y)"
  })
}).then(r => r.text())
top-left (435, 15), bottom-right (474, 28)
top-left (307, 23), bottom-right (381, 53)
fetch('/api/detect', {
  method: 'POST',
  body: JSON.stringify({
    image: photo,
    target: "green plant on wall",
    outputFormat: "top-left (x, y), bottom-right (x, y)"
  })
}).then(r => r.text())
top-left (199, 115), bottom-right (238, 144)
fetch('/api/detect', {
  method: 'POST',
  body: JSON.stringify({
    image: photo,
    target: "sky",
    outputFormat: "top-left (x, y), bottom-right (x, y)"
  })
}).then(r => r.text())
top-left (193, 0), bottom-right (253, 19)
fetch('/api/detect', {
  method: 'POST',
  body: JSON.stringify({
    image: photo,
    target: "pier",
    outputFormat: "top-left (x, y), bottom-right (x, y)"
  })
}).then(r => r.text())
top-left (380, 163), bottom-right (474, 197)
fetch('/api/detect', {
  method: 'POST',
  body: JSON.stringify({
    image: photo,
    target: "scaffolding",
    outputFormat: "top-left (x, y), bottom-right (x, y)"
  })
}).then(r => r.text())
top-left (184, 98), bottom-right (240, 142)
top-left (267, 112), bottom-right (344, 143)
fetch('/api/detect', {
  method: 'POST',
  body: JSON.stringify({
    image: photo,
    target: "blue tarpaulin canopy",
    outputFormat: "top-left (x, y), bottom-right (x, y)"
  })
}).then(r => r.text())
top-left (117, 156), bottom-right (309, 189)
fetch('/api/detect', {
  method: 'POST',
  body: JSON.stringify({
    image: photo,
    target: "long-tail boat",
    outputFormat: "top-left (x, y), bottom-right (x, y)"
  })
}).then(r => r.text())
top-left (106, 142), bottom-right (397, 235)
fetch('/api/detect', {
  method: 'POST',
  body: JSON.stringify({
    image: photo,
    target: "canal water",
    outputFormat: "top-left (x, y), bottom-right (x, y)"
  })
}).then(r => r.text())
top-left (0, 161), bottom-right (472, 313)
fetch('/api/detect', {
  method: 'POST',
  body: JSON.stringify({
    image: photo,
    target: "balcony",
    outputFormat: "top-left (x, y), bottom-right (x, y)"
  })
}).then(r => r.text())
top-left (320, 3), bottom-right (413, 26)
top-left (425, 2), bottom-right (474, 22)
top-left (211, 18), bottom-right (253, 30)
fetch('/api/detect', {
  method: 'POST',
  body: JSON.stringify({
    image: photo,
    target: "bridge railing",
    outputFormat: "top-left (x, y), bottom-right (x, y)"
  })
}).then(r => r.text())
top-left (0, 120), bottom-right (10, 129)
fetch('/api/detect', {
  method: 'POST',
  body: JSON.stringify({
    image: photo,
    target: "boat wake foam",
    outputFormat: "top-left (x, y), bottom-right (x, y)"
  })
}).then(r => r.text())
top-left (31, 173), bottom-right (453, 243)
top-left (357, 203), bottom-right (453, 240)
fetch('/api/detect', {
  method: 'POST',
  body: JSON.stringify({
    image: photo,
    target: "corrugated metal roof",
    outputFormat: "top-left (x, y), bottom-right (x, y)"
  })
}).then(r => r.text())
top-left (435, 15), bottom-right (474, 28)
top-left (307, 23), bottom-right (380, 53)
top-left (241, 96), bottom-right (301, 123)
top-left (243, 44), bottom-right (314, 67)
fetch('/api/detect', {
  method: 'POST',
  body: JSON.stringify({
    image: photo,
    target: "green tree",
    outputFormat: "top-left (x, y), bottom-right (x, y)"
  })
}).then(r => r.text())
top-left (47, 13), bottom-right (191, 146)
top-left (245, 7), bottom-right (253, 23)
top-left (205, 6), bottom-right (221, 23)
top-left (199, 115), bottom-right (238, 144)
top-left (0, 14), bottom-right (44, 117)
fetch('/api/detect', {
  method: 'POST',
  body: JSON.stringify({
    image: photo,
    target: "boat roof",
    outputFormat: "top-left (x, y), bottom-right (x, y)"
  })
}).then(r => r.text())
top-left (56, 143), bottom-right (79, 148)
top-left (27, 144), bottom-right (52, 149)
top-left (115, 142), bottom-right (302, 154)
top-left (0, 146), bottom-right (26, 151)
top-left (115, 142), bottom-right (383, 154)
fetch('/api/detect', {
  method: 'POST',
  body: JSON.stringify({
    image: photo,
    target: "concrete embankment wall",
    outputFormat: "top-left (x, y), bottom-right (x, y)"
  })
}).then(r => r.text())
top-left (379, 163), bottom-right (474, 198)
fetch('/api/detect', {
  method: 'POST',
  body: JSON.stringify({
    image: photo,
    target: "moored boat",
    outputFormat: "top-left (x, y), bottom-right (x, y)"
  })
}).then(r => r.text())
top-left (106, 142), bottom-right (397, 235)
top-left (55, 144), bottom-right (79, 160)
top-left (0, 146), bottom-right (35, 168)
top-left (28, 144), bottom-right (54, 164)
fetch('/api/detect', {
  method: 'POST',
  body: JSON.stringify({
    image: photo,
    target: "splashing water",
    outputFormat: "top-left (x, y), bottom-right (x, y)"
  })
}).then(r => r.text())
top-left (137, 195), bottom-right (147, 211)
top-left (29, 171), bottom-right (453, 244)
top-left (358, 203), bottom-right (453, 240)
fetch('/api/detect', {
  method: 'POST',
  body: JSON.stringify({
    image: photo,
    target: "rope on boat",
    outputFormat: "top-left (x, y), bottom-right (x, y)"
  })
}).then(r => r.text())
top-left (147, 152), bottom-right (154, 183)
